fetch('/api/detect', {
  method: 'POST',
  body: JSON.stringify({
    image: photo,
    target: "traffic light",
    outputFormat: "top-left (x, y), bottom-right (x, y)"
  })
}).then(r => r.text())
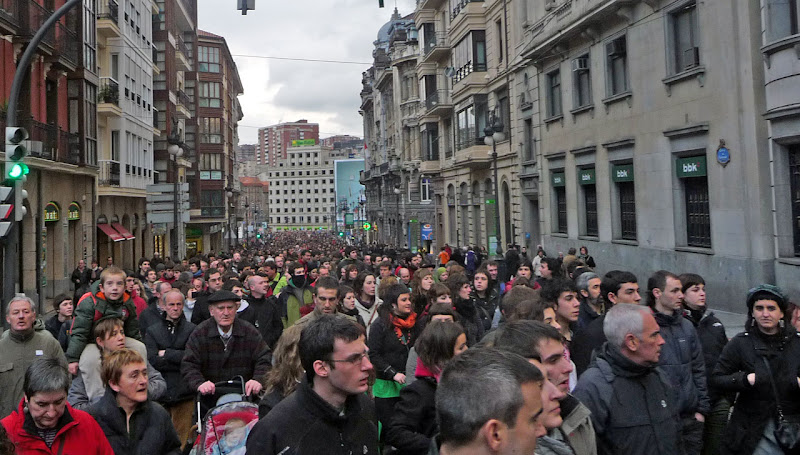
top-left (5, 127), bottom-right (29, 182)
top-left (363, 222), bottom-right (372, 231)
top-left (339, 232), bottom-right (344, 237)
top-left (0, 187), bottom-right (14, 238)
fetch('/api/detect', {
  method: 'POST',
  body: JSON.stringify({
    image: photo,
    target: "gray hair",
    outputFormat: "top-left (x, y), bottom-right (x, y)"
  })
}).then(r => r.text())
top-left (604, 303), bottom-right (650, 348)
top-left (24, 358), bottom-right (70, 398)
top-left (436, 348), bottom-right (543, 448)
top-left (575, 271), bottom-right (600, 292)
top-left (154, 280), bottom-right (171, 295)
top-left (6, 295), bottom-right (36, 316)
top-left (161, 289), bottom-right (185, 306)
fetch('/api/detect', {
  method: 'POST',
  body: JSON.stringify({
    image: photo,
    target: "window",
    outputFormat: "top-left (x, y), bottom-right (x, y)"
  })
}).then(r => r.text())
top-left (556, 187), bottom-right (567, 234)
top-left (619, 181), bottom-right (637, 240)
top-left (497, 89), bottom-right (510, 135)
top-left (789, 147), bottom-right (800, 255)
top-left (496, 20), bottom-right (503, 63)
top-left (111, 131), bottom-right (120, 161)
top-left (455, 105), bottom-right (476, 150)
top-left (198, 46), bottom-right (220, 72)
top-left (546, 70), bottom-right (562, 118)
top-left (201, 190), bottom-right (224, 217)
top-left (199, 153), bottom-right (222, 170)
top-left (584, 184), bottom-right (598, 236)
top-left (677, 156), bottom-right (711, 248)
top-left (572, 54), bottom-right (592, 108)
top-left (523, 119), bottom-right (535, 162)
top-left (668, 2), bottom-right (700, 74)
top-left (453, 31), bottom-right (486, 82)
top-left (422, 125), bottom-right (439, 161)
top-left (199, 118), bottom-right (222, 143)
top-left (606, 35), bottom-right (629, 96)
top-left (199, 82), bottom-right (221, 107)
top-left (767, 0), bottom-right (799, 42)
top-left (421, 178), bottom-right (432, 202)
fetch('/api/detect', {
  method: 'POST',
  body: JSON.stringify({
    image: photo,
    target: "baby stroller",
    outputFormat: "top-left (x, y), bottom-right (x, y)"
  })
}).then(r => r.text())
top-left (186, 377), bottom-right (259, 455)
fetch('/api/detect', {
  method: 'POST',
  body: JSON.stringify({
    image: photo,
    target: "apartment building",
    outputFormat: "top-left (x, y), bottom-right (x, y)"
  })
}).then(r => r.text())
top-left (95, 0), bottom-right (158, 269)
top-left (1, 0), bottom-right (98, 302)
top-left (257, 120), bottom-right (319, 166)
top-left (239, 176), bottom-right (268, 240)
top-left (264, 145), bottom-right (336, 231)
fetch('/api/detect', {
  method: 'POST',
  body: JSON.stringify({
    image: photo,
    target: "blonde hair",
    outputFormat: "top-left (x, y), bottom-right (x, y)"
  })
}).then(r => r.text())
top-left (263, 325), bottom-right (304, 398)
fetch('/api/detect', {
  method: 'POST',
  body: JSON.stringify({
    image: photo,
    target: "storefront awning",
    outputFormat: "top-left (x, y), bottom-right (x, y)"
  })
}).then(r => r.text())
top-left (112, 223), bottom-right (135, 240)
top-left (98, 223), bottom-right (124, 242)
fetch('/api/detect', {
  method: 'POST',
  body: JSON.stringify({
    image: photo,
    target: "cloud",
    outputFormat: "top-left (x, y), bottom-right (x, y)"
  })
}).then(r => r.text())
top-left (198, 0), bottom-right (417, 142)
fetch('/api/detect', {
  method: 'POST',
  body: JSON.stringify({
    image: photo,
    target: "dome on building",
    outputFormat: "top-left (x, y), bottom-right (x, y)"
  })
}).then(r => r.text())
top-left (375, 7), bottom-right (402, 45)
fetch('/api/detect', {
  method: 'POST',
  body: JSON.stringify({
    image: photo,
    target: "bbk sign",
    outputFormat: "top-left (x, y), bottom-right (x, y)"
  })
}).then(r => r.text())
top-left (551, 172), bottom-right (566, 187)
top-left (612, 164), bottom-right (634, 183)
top-left (578, 168), bottom-right (596, 185)
top-left (676, 156), bottom-right (707, 178)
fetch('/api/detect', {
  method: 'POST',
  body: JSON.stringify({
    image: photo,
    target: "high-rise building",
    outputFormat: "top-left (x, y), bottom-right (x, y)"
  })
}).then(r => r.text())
top-left (257, 120), bottom-right (319, 166)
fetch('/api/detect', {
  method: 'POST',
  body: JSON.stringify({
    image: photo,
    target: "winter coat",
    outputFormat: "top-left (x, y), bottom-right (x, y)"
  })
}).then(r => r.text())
top-left (559, 394), bottom-right (597, 455)
top-left (0, 323), bottom-right (67, 419)
top-left (453, 297), bottom-right (485, 346)
top-left (471, 288), bottom-right (500, 332)
top-left (384, 369), bottom-right (438, 455)
top-left (246, 377), bottom-right (379, 455)
top-left (89, 388), bottom-right (181, 455)
top-left (137, 304), bottom-right (162, 340)
top-left (710, 325), bottom-right (800, 455)
top-left (576, 299), bottom-right (603, 331)
top-left (190, 290), bottom-right (213, 325)
top-left (684, 309), bottom-right (729, 403)
top-left (143, 313), bottom-right (196, 404)
top-left (44, 315), bottom-right (67, 342)
top-left (181, 318), bottom-right (272, 390)
top-left (367, 316), bottom-right (417, 380)
top-left (2, 399), bottom-right (114, 455)
top-left (67, 360), bottom-right (166, 411)
top-left (66, 281), bottom-right (141, 363)
top-left (356, 297), bottom-right (381, 336)
top-left (652, 310), bottom-right (710, 416)
top-left (571, 314), bottom-right (607, 377)
top-left (239, 294), bottom-right (284, 348)
top-left (572, 343), bottom-right (682, 455)
top-left (277, 282), bottom-right (314, 328)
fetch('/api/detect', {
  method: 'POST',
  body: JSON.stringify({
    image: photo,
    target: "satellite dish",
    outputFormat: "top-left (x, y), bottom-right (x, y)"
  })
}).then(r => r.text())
top-left (444, 67), bottom-right (456, 78)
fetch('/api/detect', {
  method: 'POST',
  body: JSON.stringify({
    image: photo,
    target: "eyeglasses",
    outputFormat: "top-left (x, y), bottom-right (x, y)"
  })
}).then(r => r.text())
top-left (328, 351), bottom-right (370, 366)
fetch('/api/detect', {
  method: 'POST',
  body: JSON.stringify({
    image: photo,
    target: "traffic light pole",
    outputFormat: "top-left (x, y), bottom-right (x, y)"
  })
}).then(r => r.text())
top-left (3, 0), bottom-right (81, 315)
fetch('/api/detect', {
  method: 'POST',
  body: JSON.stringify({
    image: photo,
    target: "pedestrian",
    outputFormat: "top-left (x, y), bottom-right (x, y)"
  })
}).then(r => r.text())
top-left (573, 304), bottom-right (681, 455)
top-left (137, 280), bottom-right (172, 338)
top-left (646, 270), bottom-right (709, 454)
top-left (238, 274), bottom-right (284, 348)
top-left (472, 269), bottom-right (500, 331)
top-left (258, 324), bottom-right (304, 418)
top-left (276, 262), bottom-right (315, 327)
top-left (45, 294), bottom-right (73, 345)
top-left (2, 358), bottom-right (113, 454)
top-left (384, 321), bottom-right (468, 454)
top-left (71, 259), bottom-right (91, 297)
top-left (541, 278), bottom-right (580, 345)
top-left (89, 349), bottom-right (181, 454)
top-left (246, 315), bottom-right (378, 454)
top-left (575, 272), bottom-right (603, 330)
top-left (535, 257), bottom-right (559, 288)
top-left (294, 276), bottom-right (344, 326)
top-left (578, 246), bottom-right (596, 269)
top-left (0, 296), bottom-right (68, 419)
top-left (338, 285), bottom-right (366, 327)
top-left (410, 268), bottom-right (435, 315)
top-left (354, 271), bottom-right (381, 334)
top-left (189, 269), bottom-right (224, 325)
top-left (431, 348), bottom-right (546, 454)
top-left (447, 273), bottom-right (484, 346)
top-left (710, 284), bottom-right (800, 455)
top-left (368, 283), bottom-right (419, 433)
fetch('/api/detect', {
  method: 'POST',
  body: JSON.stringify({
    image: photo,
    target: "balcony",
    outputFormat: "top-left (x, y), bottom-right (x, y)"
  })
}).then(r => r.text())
top-left (174, 0), bottom-right (195, 33)
top-left (425, 90), bottom-right (452, 116)
top-left (450, 0), bottom-right (483, 21)
top-left (176, 90), bottom-right (192, 119)
top-left (400, 99), bottom-right (420, 127)
top-left (97, 0), bottom-right (120, 39)
top-left (0, 0), bottom-right (20, 34)
top-left (416, 0), bottom-right (446, 11)
top-left (454, 143), bottom-right (492, 170)
top-left (16, 118), bottom-right (80, 164)
top-left (98, 77), bottom-right (123, 118)
top-left (98, 160), bottom-right (121, 187)
top-left (422, 31), bottom-right (449, 63)
top-left (48, 21), bottom-right (79, 70)
top-left (175, 35), bottom-right (191, 71)
top-left (17, 0), bottom-right (55, 51)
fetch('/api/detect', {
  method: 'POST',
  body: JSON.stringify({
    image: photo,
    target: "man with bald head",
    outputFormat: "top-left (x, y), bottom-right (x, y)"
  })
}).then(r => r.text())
top-left (239, 274), bottom-right (284, 348)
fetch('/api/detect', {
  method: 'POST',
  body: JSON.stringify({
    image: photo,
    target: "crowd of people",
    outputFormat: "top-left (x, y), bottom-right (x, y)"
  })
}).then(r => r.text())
top-left (0, 231), bottom-right (796, 455)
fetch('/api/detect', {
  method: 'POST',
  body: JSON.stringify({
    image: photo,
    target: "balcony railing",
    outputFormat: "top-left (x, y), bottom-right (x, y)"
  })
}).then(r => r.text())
top-left (176, 34), bottom-right (189, 58)
top-left (53, 21), bottom-right (79, 68)
top-left (0, 0), bottom-right (20, 29)
top-left (177, 89), bottom-right (192, 108)
top-left (98, 160), bottom-right (121, 186)
top-left (424, 31), bottom-right (448, 56)
top-left (97, 0), bottom-right (118, 24)
top-left (425, 90), bottom-right (452, 111)
top-left (99, 77), bottom-right (120, 105)
top-left (21, 0), bottom-right (55, 49)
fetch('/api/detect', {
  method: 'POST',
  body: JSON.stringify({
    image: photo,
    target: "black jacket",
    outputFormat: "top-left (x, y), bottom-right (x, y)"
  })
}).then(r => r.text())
top-left (383, 376), bottom-right (437, 454)
top-left (711, 325), bottom-right (800, 455)
top-left (88, 388), bottom-right (181, 455)
top-left (143, 313), bottom-right (196, 404)
top-left (368, 316), bottom-right (417, 380)
top-left (246, 378), bottom-right (379, 455)
top-left (137, 304), bottom-right (162, 340)
top-left (453, 298), bottom-right (484, 346)
top-left (238, 294), bottom-right (284, 348)
top-left (576, 298), bottom-right (603, 331)
top-left (190, 290), bottom-right (213, 325)
top-left (572, 343), bottom-right (682, 455)
top-left (684, 309), bottom-right (728, 403)
top-left (652, 310), bottom-right (710, 416)
top-left (571, 314), bottom-right (607, 377)
top-left (45, 315), bottom-right (66, 342)
top-left (471, 288), bottom-right (500, 332)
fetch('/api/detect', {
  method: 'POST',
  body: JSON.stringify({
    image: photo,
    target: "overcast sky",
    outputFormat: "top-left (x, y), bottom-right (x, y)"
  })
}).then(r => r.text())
top-left (197, 0), bottom-right (416, 145)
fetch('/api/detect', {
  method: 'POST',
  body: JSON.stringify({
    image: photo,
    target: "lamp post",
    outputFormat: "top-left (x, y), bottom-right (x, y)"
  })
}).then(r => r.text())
top-left (167, 123), bottom-right (184, 262)
top-left (484, 111), bottom-right (505, 263)
top-left (393, 183), bottom-right (401, 247)
top-left (225, 185), bottom-right (234, 252)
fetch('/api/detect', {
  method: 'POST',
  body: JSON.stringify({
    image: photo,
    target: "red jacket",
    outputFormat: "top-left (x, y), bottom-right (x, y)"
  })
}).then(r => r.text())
top-left (2, 399), bottom-right (114, 455)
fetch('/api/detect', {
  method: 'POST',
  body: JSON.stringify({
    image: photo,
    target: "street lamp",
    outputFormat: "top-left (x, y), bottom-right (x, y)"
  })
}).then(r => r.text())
top-left (393, 183), bottom-right (401, 247)
top-left (225, 185), bottom-right (235, 251)
top-left (484, 111), bottom-right (505, 261)
top-left (167, 122), bottom-right (184, 262)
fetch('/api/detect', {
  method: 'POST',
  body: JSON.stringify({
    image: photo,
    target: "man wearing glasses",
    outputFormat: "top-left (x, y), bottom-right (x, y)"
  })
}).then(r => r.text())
top-left (247, 314), bottom-right (378, 454)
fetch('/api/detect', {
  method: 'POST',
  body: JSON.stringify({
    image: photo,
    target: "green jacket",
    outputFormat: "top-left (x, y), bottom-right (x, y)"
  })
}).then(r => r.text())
top-left (66, 281), bottom-right (141, 363)
top-left (277, 284), bottom-right (313, 328)
top-left (0, 320), bottom-right (67, 418)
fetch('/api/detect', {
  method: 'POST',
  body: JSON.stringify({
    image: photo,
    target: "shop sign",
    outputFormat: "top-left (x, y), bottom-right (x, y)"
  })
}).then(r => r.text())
top-left (676, 156), bottom-right (707, 178)
top-left (551, 172), bottom-right (565, 187)
top-left (612, 164), bottom-right (634, 182)
top-left (291, 139), bottom-right (315, 147)
top-left (68, 202), bottom-right (81, 221)
top-left (578, 168), bottom-right (596, 185)
top-left (421, 223), bottom-right (434, 240)
top-left (44, 202), bottom-right (60, 222)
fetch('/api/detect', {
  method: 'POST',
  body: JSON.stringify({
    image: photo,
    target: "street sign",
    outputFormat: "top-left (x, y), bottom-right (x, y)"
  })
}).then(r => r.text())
top-left (147, 202), bottom-right (190, 212)
top-left (146, 193), bottom-right (189, 203)
top-left (146, 183), bottom-right (189, 194)
top-left (147, 211), bottom-right (190, 224)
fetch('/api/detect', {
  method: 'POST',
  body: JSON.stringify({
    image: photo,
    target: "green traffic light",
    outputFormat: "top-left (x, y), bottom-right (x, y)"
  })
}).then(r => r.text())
top-left (7, 163), bottom-right (25, 180)
top-left (339, 232), bottom-right (344, 236)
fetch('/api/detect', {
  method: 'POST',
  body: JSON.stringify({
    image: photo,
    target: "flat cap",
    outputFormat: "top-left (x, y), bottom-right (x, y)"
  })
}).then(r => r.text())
top-left (207, 290), bottom-right (240, 305)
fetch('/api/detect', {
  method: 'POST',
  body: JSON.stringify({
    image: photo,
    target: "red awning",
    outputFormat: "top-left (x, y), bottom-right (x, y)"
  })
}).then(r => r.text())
top-left (98, 223), bottom-right (124, 242)
top-left (112, 223), bottom-right (135, 240)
